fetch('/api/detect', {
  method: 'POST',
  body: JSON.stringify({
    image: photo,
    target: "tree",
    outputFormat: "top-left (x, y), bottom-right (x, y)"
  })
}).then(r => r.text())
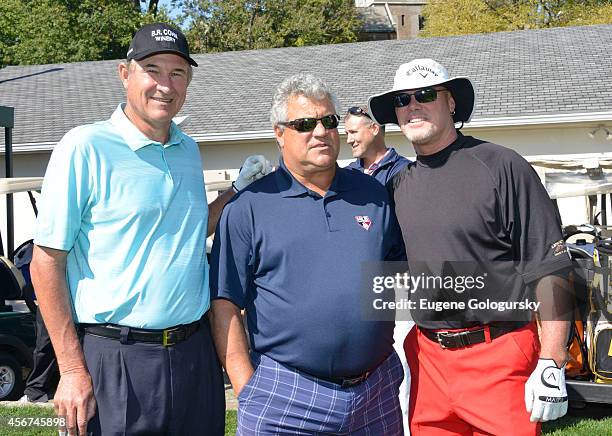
top-left (0, 0), bottom-right (27, 66)
top-left (181, 0), bottom-right (279, 52)
top-left (0, 0), bottom-right (174, 67)
top-left (420, 0), bottom-right (612, 37)
top-left (280, 0), bottom-right (363, 47)
top-left (561, 1), bottom-right (612, 26)
top-left (130, 0), bottom-right (161, 14)
top-left (176, 0), bottom-right (362, 53)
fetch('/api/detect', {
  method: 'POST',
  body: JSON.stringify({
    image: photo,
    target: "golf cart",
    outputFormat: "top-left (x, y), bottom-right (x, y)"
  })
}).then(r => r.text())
top-left (532, 156), bottom-right (612, 407)
top-left (0, 177), bottom-right (41, 400)
top-left (0, 106), bottom-right (40, 400)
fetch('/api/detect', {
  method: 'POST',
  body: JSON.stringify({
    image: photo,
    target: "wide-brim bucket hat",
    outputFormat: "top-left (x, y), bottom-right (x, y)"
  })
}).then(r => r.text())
top-left (368, 59), bottom-right (475, 126)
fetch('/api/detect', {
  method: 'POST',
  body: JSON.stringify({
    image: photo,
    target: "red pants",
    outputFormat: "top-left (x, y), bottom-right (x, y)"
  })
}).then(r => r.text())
top-left (405, 323), bottom-right (542, 436)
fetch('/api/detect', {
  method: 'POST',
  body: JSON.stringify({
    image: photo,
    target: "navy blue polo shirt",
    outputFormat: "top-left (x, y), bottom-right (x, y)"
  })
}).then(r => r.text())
top-left (347, 147), bottom-right (410, 186)
top-left (211, 161), bottom-right (405, 379)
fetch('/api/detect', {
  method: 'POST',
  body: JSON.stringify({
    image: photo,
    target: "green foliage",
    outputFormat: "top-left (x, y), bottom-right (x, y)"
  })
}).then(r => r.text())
top-left (0, 0), bottom-right (174, 67)
top-left (0, 0), bottom-right (360, 66)
top-left (0, 0), bottom-right (26, 67)
top-left (420, 0), bottom-right (612, 37)
top-left (562, 1), bottom-right (612, 26)
top-left (178, 0), bottom-right (362, 53)
top-left (281, 0), bottom-right (363, 47)
top-left (182, 0), bottom-right (279, 52)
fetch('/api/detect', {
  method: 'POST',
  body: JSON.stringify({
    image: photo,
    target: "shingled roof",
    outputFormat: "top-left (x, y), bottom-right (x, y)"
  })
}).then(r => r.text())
top-left (1, 24), bottom-right (611, 151)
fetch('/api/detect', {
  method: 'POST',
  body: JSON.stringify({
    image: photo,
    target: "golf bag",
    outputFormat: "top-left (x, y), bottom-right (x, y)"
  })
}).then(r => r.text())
top-left (586, 240), bottom-right (612, 383)
top-left (565, 249), bottom-right (591, 379)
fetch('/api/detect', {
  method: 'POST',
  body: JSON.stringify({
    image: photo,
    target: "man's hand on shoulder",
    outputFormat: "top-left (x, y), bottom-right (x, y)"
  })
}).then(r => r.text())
top-left (54, 368), bottom-right (96, 436)
top-left (525, 358), bottom-right (568, 422)
top-left (233, 155), bottom-right (272, 191)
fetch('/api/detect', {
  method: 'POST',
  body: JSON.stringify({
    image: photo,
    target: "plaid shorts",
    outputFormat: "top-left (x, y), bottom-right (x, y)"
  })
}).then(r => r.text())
top-left (237, 351), bottom-right (404, 435)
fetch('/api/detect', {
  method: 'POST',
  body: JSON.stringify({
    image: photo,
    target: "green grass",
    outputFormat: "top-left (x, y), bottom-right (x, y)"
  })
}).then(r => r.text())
top-left (226, 409), bottom-right (237, 435)
top-left (0, 406), bottom-right (67, 436)
top-left (0, 406), bottom-right (238, 436)
top-left (542, 413), bottom-right (612, 436)
top-left (0, 405), bottom-right (610, 435)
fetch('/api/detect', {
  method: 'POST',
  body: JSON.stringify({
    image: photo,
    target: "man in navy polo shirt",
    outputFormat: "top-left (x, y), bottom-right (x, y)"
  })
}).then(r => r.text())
top-left (210, 73), bottom-right (406, 434)
top-left (345, 105), bottom-right (410, 187)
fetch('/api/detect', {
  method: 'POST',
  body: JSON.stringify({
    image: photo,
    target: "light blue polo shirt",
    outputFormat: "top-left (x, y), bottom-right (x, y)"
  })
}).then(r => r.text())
top-left (35, 104), bottom-right (209, 329)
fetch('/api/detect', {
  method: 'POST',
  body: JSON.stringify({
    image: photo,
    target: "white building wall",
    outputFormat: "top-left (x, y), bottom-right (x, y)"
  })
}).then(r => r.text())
top-left (0, 190), bottom-right (40, 256)
top-left (2, 122), bottom-right (611, 250)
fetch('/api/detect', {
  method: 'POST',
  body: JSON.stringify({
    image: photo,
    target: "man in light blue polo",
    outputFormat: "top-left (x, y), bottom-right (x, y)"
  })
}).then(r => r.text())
top-left (31, 23), bottom-right (269, 436)
top-left (210, 74), bottom-right (406, 434)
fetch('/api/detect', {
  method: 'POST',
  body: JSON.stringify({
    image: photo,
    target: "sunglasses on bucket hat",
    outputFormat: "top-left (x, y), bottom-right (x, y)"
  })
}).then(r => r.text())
top-left (393, 87), bottom-right (448, 108)
top-left (278, 114), bottom-right (340, 132)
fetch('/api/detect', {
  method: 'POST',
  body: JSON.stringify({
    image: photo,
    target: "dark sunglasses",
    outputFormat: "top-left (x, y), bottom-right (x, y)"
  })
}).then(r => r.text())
top-left (347, 106), bottom-right (372, 119)
top-left (278, 114), bottom-right (340, 132)
top-left (393, 88), bottom-right (447, 108)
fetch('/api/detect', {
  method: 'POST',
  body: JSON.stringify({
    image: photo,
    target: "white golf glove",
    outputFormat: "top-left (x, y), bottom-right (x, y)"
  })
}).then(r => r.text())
top-left (525, 358), bottom-right (568, 422)
top-left (233, 155), bottom-right (272, 191)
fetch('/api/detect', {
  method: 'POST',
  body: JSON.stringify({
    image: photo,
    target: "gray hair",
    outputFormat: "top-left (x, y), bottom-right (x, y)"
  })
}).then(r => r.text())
top-left (270, 73), bottom-right (340, 129)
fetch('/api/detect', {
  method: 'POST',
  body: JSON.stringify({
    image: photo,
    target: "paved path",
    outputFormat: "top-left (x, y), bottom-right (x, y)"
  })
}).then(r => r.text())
top-left (225, 383), bottom-right (238, 410)
top-left (0, 400), bottom-right (53, 407)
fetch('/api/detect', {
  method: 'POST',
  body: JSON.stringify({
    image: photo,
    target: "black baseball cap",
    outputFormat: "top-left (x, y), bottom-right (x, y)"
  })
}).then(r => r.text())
top-left (126, 23), bottom-right (198, 67)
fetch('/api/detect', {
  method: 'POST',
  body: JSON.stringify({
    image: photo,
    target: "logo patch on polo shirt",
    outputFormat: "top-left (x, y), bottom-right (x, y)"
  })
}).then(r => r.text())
top-left (355, 216), bottom-right (372, 231)
top-left (551, 240), bottom-right (568, 257)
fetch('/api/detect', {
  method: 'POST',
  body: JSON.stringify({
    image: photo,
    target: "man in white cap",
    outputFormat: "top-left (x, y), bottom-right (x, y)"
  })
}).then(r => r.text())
top-left (31, 22), bottom-right (270, 436)
top-left (368, 59), bottom-right (572, 435)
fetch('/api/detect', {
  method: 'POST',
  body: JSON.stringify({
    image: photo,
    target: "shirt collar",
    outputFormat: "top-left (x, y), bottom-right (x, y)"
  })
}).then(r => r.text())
top-left (416, 133), bottom-right (466, 168)
top-left (379, 148), bottom-right (400, 167)
top-left (275, 158), bottom-right (353, 198)
top-left (110, 103), bottom-right (183, 151)
top-left (353, 147), bottom-right (400, 172)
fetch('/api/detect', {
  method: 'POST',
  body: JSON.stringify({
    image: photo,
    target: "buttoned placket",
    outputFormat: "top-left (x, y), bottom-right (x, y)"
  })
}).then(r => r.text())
top-left (322, 190), bottom-right (339, 232)
top-left (305, 190), bottom-right (337, 233)
top-left (158, 143), bottom-right (174, 184)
